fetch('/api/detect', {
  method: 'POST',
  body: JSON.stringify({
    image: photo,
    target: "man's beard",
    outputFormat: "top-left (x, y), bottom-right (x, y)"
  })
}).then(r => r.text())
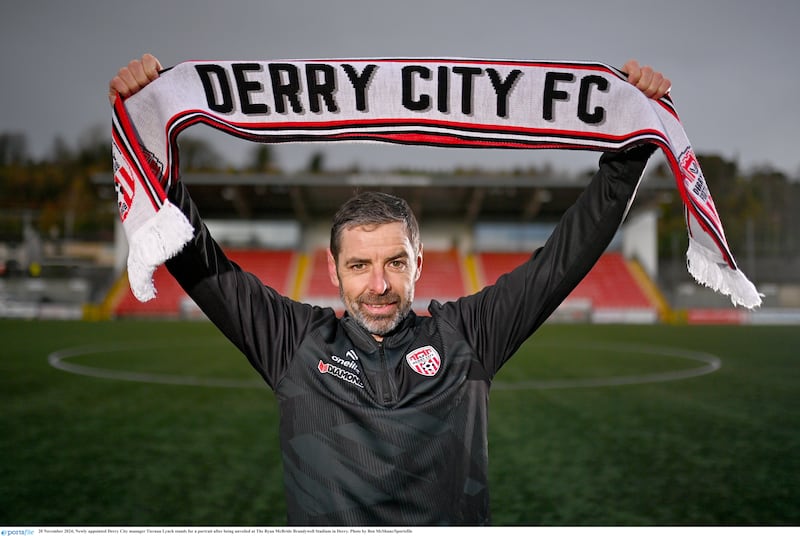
top-left (340, 286), bottom-right (414, 337)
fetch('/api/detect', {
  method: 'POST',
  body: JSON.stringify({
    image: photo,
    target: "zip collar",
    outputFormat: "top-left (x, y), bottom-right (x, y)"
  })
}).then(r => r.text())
top-left (341, 311), bottom-right (418, 354)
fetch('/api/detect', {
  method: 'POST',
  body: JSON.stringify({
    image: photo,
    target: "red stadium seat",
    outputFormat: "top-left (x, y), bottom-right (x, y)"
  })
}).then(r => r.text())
top-left (305, 249), bottom-right (338, 299)
top-left (478, 251), bottom-right (655, 310)
top-left (113, 248), bottom-right (656, 319)
top-left (414, 249), bottom-right (468, 302)
top-left (114, 249), bottom-right (297, 317)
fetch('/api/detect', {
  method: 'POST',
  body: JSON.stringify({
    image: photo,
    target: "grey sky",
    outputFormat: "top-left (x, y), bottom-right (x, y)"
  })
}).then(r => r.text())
top-left (2, 0), bottom-right (798, 176)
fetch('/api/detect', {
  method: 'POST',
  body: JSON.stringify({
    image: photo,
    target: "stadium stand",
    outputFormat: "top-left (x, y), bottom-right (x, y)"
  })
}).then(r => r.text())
top-left (228, 249), bottom-right (296, 295)
top-left (113, 264), bottom-right (185, 317)
top-left (413, 249), bottom-right (467, 304)
top-left (302, 249), bottom-right (341, 310)
top-left (569, 253), bottom-right (653, 309)
top-left (87, 167), bottom-right (685, 323)
top-left (477, 251), bottom-right (532, 286)
top-left (477, 251), bottom-right (659, 322)
top-left (113, 246), bottom-right (660, 322)
top-left (113, 249), bottom-right (296, 317)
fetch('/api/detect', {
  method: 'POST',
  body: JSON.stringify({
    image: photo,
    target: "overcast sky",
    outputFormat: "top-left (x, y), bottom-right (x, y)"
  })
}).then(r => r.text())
top-left (2, 0), bottom-right (798, 176)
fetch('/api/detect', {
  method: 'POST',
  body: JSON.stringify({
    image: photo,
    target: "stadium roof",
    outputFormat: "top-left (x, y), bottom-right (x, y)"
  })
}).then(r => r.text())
top-left (95, 170), bottom-right (676, 225)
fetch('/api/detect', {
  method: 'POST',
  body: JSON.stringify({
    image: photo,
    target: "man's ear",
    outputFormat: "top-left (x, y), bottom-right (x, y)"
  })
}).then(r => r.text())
top-left (327, 249), bottom-right (340, 287)
top-left (414, 243), bottom-right (423, 282)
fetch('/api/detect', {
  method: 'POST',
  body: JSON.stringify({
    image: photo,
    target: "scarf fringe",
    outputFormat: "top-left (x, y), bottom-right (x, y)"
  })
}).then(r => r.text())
top-left (686, 239), bottom-right (763, 309)
top-left (126, 201), bottom-right (194, 302)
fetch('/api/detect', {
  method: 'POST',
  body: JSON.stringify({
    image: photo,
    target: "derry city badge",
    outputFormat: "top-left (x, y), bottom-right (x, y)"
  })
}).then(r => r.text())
top-left (406, 345), bottom-right (441, 377)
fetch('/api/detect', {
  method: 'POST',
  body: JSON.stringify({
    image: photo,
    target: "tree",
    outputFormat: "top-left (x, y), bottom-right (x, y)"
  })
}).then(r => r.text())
top-left (307, 151), bottom-right (325, 174)
top-left (177, 136), bottom-right (225, 171)
top-left (246, 145), bottom-right (278, 173)
top-left (0, 132), bottom-right (29, 166)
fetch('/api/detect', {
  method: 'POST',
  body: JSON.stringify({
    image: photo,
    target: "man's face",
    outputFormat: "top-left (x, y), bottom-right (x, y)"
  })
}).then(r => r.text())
top-left (328, 222), bottom-right (422, 339)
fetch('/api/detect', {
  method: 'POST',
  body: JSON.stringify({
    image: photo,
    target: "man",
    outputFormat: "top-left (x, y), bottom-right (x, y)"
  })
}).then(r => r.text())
top-left (109, 55), bottom-right (670, 525)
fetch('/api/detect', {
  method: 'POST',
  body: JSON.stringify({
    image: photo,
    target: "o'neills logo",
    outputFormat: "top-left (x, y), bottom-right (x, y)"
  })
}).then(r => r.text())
top-left (318, 360), bottom-right (364, 389)
top-left (406, 346), bottom-right (441, 377)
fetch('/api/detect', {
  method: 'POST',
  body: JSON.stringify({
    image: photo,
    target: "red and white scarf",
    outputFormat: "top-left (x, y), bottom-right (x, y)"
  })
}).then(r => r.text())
top-left (111, 58), bottom-right (762, 308)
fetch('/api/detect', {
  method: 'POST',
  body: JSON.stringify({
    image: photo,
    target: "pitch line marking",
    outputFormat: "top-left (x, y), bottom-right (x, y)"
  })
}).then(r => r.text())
top-left (48, 340), bottom-right (722, 390)
top-left (47, 340), bottom-right (264, 389)
top-left (492, 341), bottom-right (722, 390)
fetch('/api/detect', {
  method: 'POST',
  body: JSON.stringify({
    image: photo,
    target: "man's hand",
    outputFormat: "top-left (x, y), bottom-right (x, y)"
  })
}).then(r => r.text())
top-left (108, 53), bottom-right (163, 106)
top-left (622, 59), bottom-right (671, 100)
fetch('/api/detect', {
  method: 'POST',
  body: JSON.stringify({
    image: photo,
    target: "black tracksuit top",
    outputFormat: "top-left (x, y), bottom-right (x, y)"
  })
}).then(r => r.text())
top-left (165, 145), bottom-right (653, 525)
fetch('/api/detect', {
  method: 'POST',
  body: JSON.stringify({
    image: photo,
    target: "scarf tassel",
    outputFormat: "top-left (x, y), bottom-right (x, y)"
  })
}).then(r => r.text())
top-left (126, 201), bottom-right (194, 302)
top-left (686, 238), bottom-right (763, 309)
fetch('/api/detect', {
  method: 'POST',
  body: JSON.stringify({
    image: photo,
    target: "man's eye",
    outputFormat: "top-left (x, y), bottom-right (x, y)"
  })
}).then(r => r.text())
top-left (389, 260), bottom-right (406, 270)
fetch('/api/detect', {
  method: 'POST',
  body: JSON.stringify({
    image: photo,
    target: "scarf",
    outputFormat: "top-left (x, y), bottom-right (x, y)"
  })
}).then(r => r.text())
top-left (111, 58), bottom-right (762, 309)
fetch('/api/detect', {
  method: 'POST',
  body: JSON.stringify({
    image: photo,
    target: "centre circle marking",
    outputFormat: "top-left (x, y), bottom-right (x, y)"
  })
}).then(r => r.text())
top-left (47, 339), bottom-right (263, 389)
top-left (492, 341), bottom-right (721, 390)
top-left (48, 339), bottom-right (721, 390)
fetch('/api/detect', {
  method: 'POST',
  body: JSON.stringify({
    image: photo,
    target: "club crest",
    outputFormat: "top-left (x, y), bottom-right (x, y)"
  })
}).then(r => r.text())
top-left (678, 148), bottom-right (709, 204)
top-left (406, 345), bottom-right (441, 377)
top-left (114, 166), bottom-right (134, 222)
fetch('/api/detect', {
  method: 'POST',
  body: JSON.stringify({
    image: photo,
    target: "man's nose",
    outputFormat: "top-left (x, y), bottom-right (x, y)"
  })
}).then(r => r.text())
top-left (368, 266), bottom-right (389, 294)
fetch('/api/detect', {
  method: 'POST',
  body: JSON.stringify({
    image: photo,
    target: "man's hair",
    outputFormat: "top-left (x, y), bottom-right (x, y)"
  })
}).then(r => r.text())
top-left (330, 191), bottom-right (420, 261)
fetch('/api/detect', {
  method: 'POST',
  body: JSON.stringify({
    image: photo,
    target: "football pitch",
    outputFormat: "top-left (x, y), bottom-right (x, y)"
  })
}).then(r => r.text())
top-left (1, 319), bottom-right (797, 526)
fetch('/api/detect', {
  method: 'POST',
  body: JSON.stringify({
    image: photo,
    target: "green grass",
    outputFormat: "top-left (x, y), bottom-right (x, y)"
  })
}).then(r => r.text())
top-left (1, 319), bottom-right (798, 526)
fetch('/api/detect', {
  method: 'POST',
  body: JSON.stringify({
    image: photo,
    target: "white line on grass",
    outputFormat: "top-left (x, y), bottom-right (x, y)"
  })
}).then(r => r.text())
top-left (492, 341), bottom-right (722, 390)
top-left (48, 340), bottom-right (721, 390)
top-left (47, 340), bottom-right (264, 389)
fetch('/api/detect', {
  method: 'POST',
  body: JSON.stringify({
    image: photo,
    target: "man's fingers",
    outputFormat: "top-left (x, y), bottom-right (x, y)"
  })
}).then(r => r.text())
top-left (621, 59), bottom-right (641, 85)
top-left (142, 53), bottom-right (163, 80)
top-left (640, 70), bottom-right (671, 99)
top-left (117, 65), bottom-right (140, 93)
top-left (636, 66), bottom-right (655, 95)
top-left (623, 59), bottom-right (671, 100)
top-left (108, 70), bottom-right (137, 105)
top-left (107, 76), bottom-right (126, 105)
top-left (128, 61), bottom-right (149, 87)
top-left (107, 54), bottom-right (163, 106)
top-left (658, 77), bottom-right (672, 97)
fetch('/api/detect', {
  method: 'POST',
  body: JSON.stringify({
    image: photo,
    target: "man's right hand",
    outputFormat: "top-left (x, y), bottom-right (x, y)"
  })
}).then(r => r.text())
top-left (621, 59), bottom-right (671, 100)
top-left (108, 53), bottom-right (163, 106)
